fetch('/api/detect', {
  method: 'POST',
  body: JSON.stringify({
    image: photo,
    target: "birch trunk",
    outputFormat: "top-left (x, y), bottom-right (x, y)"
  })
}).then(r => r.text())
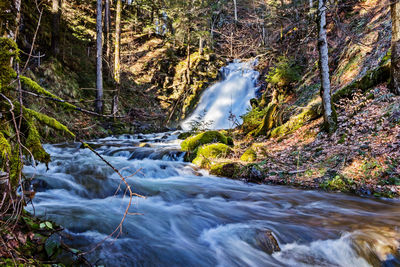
top-left (317, 0), bottom-right (336, 133)
top-left (391, 0), bottom-right (400, 95)
top-left (95, 0), bottom-right (103, 114)
top-left (233, 0), bottom-right (238, 21)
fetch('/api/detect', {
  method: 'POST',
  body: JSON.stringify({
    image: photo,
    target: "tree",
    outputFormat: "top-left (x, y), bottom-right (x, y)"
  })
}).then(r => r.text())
top-left (112, 0), bottom-right (122, 116)
top-left (391, 0), bottom-right (400, 95)
top-left (317, 0), bottom-right (336, 133)
top-left (104, 0), bottom-right (111, 63)
top-left (51, 0), bottom-right (62, 56)
top-left (95, 0), bottom-right (103, 113)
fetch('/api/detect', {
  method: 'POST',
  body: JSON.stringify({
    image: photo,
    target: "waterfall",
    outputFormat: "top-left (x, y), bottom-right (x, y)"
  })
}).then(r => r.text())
top-left (181, 60), bottom-right (259, 130)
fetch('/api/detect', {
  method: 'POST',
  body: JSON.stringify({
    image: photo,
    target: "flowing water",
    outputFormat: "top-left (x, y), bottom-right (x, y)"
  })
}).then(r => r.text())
top-left (25, 133), bottom-right (400, 266)
top-left (181, 60), bottom-right (259, 130)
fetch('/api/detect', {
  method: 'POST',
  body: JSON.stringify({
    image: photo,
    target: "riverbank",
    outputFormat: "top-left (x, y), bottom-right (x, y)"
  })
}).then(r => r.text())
top-left (179, 83), bottom-right (400, 198)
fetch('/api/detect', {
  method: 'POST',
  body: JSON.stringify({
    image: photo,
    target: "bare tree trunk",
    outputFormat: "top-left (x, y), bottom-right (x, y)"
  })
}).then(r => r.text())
top-left (104, 0), bottom-right (111, 63)
top-left (51, 0), bottom-right (61, 57)
top-left (95, 0), bottom-right (103, 114)
top-left (199, 36), bottom-right (203, 55)
top-left (186, 28), bottom-right (191, 85)
top-left (391, 0), bottom-right (400, 95)
top-left (233, 0), bottom-right (238, 21)
top-left (317, 0), bottom-right (336, 133)
top-left (112, 0), bottom-right (122, 116)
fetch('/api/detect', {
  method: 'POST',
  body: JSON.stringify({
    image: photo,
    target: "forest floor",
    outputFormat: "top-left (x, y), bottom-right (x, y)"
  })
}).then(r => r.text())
top-left (213, 84), bottom-right (400, 198)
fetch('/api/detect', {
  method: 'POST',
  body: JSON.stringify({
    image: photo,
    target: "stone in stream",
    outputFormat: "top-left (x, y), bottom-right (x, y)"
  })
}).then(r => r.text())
top-left (256, 231), bottom-right (281, 254)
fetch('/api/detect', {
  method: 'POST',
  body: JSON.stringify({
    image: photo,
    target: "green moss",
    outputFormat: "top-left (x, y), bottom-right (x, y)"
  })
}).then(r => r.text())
top-left (23, 107), bottom-right (75, 138)
top-left (240, 148), bottom-right (257, 162)
top-left (178, 132), bottom-right (194, 140)
top-left (252, 102), bottom-right (278, 137)
top-left (266, 56), bottom-right (301, 88)
top-left (181, 131), bottom-right (229, 152)
top-left (0, 131), bottom-right (11, 169)
top-left (332, 62), bottom-right (390, 103)
top-left (210, 162), bottom-right (241, 178)
top-left (270, 100), bottom-right (322, 138)
top-left (321, 175), bottom-right (349, 192)
top-left (25, 119), bottom-right (51, 164)
top-left (19, 75), bottom-right (77, 110)
top-left (192, 143), bottom-right (233, 168)
top-left (0, 37), bottom-right (18, 93)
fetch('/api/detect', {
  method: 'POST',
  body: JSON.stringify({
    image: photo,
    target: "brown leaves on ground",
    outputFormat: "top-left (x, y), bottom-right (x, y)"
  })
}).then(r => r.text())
top-left (232, 84), bottom-right (400, 197)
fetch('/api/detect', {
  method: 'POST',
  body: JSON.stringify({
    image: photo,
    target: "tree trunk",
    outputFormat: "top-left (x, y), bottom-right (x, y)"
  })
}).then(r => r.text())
top-left (113, 0), bottom-right (122, 116)
top-left (233, 0), bottom-right (238, 21)
top-left (317, 0), bottom-right (336, 133)
top-left (51, 0), bottom-right (61, 57)
top-left (12, 0), bottom-right (21, 41)
top-left (391, 0), bottom-right (400, 95)
top-left (186, 28), bottom-right (191, 85)
top-left (199, 36), bottom-right (203, 55)
top-left (95, 0), bottom-right (103, 114)
top-left (104, 0), bottom-right (111, 63)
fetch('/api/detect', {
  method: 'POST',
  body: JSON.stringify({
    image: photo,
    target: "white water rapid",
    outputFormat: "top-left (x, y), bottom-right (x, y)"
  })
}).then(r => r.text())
top-left (24, 132), bottom-right (400, 266)
top-left (181, 60), bottom-right (259, 130)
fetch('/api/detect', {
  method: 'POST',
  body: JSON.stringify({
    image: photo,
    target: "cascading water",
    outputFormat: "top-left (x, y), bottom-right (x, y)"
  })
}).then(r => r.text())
top-left (24, 132), bottom-right (400, 266)
top-left (181, 60), bottom-right (259, 130)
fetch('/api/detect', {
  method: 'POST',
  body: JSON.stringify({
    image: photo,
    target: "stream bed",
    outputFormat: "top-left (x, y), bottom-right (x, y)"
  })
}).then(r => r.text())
top-left (24, 132), bottom-right (400, 266)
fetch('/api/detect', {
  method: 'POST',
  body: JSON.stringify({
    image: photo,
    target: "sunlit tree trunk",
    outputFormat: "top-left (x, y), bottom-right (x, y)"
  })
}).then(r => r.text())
top-left (104, 0), bottom-right (111, 63)
top-left (233, 0), bottom-right (238, 21)
top-left (391, 0), bottom-right (400, 95)
top-left (95, 0), bottom-right (103, 113)
top-left (51, 0), bottom-right (61, 57)
top-left (112, 0), bottom-right (122, 116)
top-left (317, 0), bottom-right (336, 133)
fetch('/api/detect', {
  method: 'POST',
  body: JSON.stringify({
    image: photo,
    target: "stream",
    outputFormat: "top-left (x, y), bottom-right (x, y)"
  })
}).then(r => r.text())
top-left (24, 132), bottom-right (400, 266)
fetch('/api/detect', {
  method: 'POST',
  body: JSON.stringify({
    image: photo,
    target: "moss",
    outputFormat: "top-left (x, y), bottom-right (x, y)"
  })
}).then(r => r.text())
top-left (178, 132), bottom-right (194, 140)
top-left (252, 103), bottom-right (278, 137)
top-left (0, 37), bottom-right (18, 93)
top-left (23, 107), bottom-right (75, 138)
top-left (332, 62), bottom-right (390, 103)
top-left (192, 143), bottom-right (233, 168)
top-left (0, 131), bottom-right (11, 169)
top-left (321, 175), bottom-right (349, 192)
top-left (25, 119), bottom-right (51, 164)
top-left (181, 131), bottom-right (229, 152)
top-left (270, 100), bottom-right (322, 138)
top-left (19, 75), bottom-right (77, 111)
top-left (240, 148), bottom-right (257, 162)
top-left (210, 162), bottom-right (241, 178)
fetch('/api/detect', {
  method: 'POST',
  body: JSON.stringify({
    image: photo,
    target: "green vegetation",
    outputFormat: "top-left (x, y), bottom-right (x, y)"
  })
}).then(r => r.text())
top-left (181, 131), bottom-right (231, 152)
top-left (240, 148), bottom-right (257, 162)
top-left (192, 143), bottom-right (233, 167)
top-left (266, 56), bottom-right (302, 88)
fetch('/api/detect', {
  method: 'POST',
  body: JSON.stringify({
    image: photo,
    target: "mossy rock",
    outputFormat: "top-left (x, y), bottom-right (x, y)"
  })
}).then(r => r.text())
top-left (270, 100), bottom-right (322, 138)
top-left (210, 162), bottom-right (241, 178)
top-left (192, 143), bottom-right (233, 168)
top-left (178, 132), bottom-right (194, 140)
top-left (181, 131), bottom-right (230, 152)
top-left (240, 148), bottom-right (257, 162)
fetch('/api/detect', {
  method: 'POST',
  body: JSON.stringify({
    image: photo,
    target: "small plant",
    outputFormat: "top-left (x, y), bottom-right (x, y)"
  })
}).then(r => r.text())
top-left (266, 56), bottom-right (301, 88)
top-left (188, 109), bottom-right (214, 132)
top-left (241, 107), bottom-right (268, 133)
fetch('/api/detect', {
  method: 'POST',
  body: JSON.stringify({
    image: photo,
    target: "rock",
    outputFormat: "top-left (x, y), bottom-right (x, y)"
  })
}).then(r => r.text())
top-left (180, 131), bottom-right (232, 152)
top-left (240, 148), bottom-right (257, 162)
top-left (192, 143), bottom-right (233, 168)
top-left (139, 143), bottom-right (151, 148)
top-left (256, 231), bottom-right (281, 254)
top-left (210, 162), bottom-right (241, 178)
